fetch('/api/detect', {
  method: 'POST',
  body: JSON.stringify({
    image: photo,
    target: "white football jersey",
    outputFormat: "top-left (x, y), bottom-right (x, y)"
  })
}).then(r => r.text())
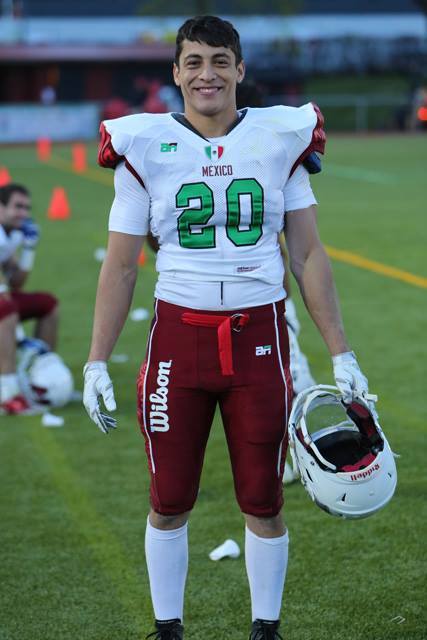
top-left (101, 104), bottom-right (325, 310)
top-left (1, 226), bottom-right (25, 291)
top-left (0, 225), bottom-right (23, 265)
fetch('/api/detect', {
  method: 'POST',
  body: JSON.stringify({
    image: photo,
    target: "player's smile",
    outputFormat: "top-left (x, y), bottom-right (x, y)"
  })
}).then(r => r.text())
top-left (194, 87), bottom-right (222, 96)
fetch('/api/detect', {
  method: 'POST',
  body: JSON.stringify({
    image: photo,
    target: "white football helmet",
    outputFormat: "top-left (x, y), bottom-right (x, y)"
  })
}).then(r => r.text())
top-left (17, 339), bottom-right (74, 408)
top-left (288, 385), bottom-right (397, 519)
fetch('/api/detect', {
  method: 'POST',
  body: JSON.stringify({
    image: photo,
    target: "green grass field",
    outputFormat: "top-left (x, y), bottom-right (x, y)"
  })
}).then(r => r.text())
top-left (0, 134), bottom-right (426, 640)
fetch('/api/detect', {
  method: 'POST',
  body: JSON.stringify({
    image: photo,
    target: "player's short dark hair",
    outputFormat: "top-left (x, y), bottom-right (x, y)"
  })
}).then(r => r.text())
top-left (175, 15), bottom-right (242, 66)
top-left (0, 183), bottom-right (30, 206)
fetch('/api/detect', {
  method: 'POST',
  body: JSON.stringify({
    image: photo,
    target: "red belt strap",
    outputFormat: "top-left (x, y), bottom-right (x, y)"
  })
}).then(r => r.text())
top-left (181, 312), bottom-right (250, 376)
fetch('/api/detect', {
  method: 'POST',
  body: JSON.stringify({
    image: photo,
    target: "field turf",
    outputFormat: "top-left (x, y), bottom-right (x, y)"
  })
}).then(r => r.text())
top-left (0, 134), bottom-right (426, 640)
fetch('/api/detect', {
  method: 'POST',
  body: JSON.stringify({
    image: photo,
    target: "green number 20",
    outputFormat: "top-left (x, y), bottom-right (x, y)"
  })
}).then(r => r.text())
top-left (176, 179), bottom-right (264, 249)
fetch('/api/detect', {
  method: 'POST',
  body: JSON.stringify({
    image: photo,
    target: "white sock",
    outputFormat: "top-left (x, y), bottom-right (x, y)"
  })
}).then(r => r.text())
top-left (245, 526), bottom-right (289, 622)
top-left (145, 518), bottom-right (188, 621)
top-left (285, 297), bottom-right (300, 336)
top-left (0, 374), bottom-right (20, 403)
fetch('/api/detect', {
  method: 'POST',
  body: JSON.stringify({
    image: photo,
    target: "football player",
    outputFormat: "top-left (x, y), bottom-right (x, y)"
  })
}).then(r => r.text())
top-left (0, 184), bottom-right (59, 414)
top-left (83, 16), bottom-right (370, 640)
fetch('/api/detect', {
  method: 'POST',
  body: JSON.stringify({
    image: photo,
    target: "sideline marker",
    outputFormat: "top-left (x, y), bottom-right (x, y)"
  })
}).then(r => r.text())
top-left (0, 167), bottom-right (11, 186)
top-left (72, 143), bottom-right (87, 172)
top-left (37, 138), bottom-right (52, 161)
top-left (47, 187), bottom-right (71, 220)
top-left (138, 249), bottom-right (147, 266)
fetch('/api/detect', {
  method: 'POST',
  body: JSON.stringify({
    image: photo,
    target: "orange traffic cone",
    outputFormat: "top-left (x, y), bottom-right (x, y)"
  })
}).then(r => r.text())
top-left (72, 143), bottom-right (87, 173)
top-left (47, 187), bottom-right (70, 220)
top-left (0, 166), bottom-right (11, 186)
top-left (138, 249), bottom-right (147, 266)
top-left (37, 138), bottom-right (52, 161)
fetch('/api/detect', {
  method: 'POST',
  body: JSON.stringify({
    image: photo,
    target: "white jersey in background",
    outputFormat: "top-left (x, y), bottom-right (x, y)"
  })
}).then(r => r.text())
top-left (0, 225), bottom-right (24, 291)
top-left (0, 225), bottom-right (23, 265)
top-left (99, 103), bottom-right (325, 310)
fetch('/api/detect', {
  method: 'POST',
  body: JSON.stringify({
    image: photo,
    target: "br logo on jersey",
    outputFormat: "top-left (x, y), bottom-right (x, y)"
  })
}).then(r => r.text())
top-left (149, 360), bottom-right (173, 432)
top-left (204, 145), bottom-right (224, 161)
top-left (255, 345), bottom-right (272, 356)
top-left (160, 142), bottom-right (178, 152)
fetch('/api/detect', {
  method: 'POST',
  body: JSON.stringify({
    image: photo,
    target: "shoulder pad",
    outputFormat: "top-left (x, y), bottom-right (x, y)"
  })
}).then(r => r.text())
top-left (250, 103), bottom-right (321, 138)
top-left (249, 103), bottom-right (326, 176)
top-left (98, 122), bottom-right (123, 169)
top-left (290, 102), bottom-right (326, 177)
top-left (98, 113), bottom-right (161, 169)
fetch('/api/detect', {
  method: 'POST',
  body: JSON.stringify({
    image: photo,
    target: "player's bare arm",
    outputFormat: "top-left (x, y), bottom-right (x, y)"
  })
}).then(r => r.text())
top-left (284, 204), bottom-right (349, 356)
top-left (84, 231), bottom-right (145, 433)
top-left (88, 231), bottom-right (145, 362)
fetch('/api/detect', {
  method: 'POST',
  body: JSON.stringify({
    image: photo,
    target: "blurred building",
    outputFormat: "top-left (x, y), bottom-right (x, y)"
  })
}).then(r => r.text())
top-left (0, 0), bottom-right (426, 139)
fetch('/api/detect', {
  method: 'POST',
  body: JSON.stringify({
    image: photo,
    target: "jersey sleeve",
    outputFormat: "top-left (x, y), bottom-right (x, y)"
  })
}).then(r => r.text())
top-left (283, 165), bottom-right (317, 212)
top-left (108, 162), bottom-right (150, 236)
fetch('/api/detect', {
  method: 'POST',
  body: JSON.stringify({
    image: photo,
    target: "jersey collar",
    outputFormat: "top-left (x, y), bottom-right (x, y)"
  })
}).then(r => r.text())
top-left (171, 109), bottom-right (248, 141)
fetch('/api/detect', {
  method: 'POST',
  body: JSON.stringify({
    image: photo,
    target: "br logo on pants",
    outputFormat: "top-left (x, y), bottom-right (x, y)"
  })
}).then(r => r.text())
top-left (149, 360), bottom-right (173, 432)
top-left (255, 345), bottom-right (272, 356)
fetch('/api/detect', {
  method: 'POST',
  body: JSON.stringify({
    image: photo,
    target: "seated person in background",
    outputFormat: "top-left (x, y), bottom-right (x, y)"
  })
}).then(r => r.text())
top-left (0, 183), bottom-right (59, 414)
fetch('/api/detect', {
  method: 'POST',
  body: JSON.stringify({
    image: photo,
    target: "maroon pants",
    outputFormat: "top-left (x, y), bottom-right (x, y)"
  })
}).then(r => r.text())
top-left (137, 299), bottom-right (293, 517)
top-left (0, 291), bottom-right (57, 321)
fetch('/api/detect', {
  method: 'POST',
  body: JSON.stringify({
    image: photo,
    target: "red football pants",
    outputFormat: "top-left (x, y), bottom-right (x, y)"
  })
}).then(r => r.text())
top-left (0, 291), bottom-right (57, 321)
top-left (137, 298), bottom-right (293, 517)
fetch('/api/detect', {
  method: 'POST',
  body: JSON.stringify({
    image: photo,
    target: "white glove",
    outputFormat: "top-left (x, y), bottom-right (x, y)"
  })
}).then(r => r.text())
top-left (83, 361), bottom-right (117, 434)
top-left (332, 351), bottom-right (369, 404)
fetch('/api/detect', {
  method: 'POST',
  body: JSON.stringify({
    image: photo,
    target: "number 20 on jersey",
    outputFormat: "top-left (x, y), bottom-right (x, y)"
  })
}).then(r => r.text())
top-left (176, 178), bottom-right (264, 249)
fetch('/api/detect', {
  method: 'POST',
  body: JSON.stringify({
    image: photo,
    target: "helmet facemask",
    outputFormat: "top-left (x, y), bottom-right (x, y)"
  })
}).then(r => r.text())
top-left (288, 385), bottom-right (397, 519)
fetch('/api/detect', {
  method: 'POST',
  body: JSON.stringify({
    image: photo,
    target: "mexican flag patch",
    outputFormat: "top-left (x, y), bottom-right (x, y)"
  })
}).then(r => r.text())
top-left (204, 145), bottom-right (224, 161)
